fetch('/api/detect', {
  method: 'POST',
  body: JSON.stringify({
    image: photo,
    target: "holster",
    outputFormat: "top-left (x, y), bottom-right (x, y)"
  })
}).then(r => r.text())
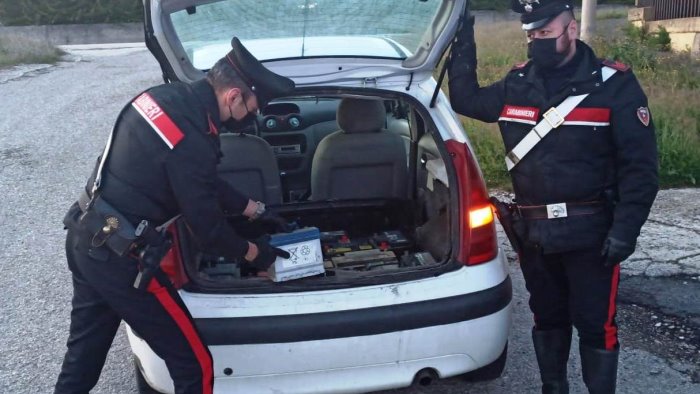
top-left (133, 234), bottom-right (172, 290)
top-left (489, 196), bottom-right (524, 254)
top-left (76, 189), bottom-right (139, 257)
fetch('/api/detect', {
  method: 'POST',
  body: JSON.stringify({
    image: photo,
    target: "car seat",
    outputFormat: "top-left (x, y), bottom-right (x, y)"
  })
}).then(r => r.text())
top-left (218, 133), bottom-right (283, 205)
top-left (310, 98), bottom-right (407, 200)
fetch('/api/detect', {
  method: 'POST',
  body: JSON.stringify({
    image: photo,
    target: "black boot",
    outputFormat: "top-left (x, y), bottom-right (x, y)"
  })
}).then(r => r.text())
top-left (532, 327), bottom-right (572, 394)
top-left (580, 343), bottom-right (618, 394)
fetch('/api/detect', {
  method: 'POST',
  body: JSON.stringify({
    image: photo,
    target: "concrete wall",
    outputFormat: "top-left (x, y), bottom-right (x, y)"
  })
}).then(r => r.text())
top-left (629, 4), bottom-right (700, 54)
top-left (0, 23), bottom-right (143, 45)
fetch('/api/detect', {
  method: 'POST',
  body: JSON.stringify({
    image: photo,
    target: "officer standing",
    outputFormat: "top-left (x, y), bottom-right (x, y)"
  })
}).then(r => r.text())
top-left (54, 38), bottom-right (294, 394)
top-left (448, 1), bottom-right (658, 393)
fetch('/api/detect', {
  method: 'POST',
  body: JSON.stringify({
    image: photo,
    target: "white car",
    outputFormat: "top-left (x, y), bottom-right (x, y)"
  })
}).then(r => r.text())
top-left (132, 0), bottom-right (512, 393)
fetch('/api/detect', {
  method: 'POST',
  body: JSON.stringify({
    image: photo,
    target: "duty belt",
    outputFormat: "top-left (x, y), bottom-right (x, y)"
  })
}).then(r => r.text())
top-left (77, 189), bottom-right (170, 252)
top-left (516, 201), bottom-right (605, 220)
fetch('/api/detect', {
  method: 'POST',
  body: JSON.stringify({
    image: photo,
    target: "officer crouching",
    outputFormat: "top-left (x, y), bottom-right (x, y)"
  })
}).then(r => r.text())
top-left (448, 1), bottom-right (659, 393)
top-left (54, 37), bottom-right (294, 394)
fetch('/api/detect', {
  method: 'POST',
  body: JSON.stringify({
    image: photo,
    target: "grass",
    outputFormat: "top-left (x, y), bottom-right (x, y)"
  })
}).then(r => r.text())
top-left (446, 19), bottom-right (700, 190)
top-left (0, 35), bottom-right (64, 68)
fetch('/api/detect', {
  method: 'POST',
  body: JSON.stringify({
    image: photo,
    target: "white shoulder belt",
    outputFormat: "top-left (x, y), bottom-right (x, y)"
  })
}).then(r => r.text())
top-left (505, 66), bottom-right (617, 171)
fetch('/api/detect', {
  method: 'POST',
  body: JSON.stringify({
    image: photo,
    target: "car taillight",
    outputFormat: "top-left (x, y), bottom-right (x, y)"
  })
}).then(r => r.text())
top-left (159, 225), bottom-right (189, 289)
top-left (446, 140), bottom-right (498, 266)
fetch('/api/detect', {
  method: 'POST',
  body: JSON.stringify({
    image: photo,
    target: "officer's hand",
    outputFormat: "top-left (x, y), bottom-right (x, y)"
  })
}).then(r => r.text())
top-left (600, 237), bottom-right (635, 268)
top-left (256, 209), bottom-right (298, 233)
top-left (453, 15), bottom-right (476, 49)
top-left (247, 236), bottom-right (291, 271)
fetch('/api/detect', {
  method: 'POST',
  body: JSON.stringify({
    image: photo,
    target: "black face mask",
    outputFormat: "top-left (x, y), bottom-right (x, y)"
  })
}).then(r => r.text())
top-left (224, 110), bottom-right (258, 133)
top-left (527, 29), bottom-right (572, 70)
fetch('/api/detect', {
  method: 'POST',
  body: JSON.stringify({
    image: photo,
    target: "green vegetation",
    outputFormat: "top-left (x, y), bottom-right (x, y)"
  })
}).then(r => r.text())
top-left (0, 0), bottom-right (142, 26)
top-left (447, 19), bottom-right (700, 189)
top-left (0, 35), bottom-right (64, 68)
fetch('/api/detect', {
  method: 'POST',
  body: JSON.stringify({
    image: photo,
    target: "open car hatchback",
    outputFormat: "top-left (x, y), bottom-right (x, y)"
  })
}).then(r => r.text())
top-left (133, 1), bottom-right (512, 393)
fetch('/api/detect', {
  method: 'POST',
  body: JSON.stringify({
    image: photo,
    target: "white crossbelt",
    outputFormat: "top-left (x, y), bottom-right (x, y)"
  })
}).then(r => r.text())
top-left (505, 66), bottom-right (617, 171)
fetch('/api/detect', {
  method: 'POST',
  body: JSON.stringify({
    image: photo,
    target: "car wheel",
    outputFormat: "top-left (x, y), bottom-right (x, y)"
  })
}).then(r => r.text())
top-left (461, 342), bottom-right (508, 382)
top-left (134, 358), bottom-right (164, 394)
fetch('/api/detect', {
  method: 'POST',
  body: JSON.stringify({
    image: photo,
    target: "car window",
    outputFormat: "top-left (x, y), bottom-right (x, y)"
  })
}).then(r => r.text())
top-left (169, 0), bottom-right (443, 69)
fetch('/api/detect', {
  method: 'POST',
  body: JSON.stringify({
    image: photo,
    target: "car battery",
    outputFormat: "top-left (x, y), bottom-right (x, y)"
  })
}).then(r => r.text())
top-left (268, 227), bottom-right (325, 282)
top-left (371, 230), bottom-right (411, 253)
top-left (331, 249), bottom-right (398, 270)
top-left (320, 231), bottom-right (374, 257)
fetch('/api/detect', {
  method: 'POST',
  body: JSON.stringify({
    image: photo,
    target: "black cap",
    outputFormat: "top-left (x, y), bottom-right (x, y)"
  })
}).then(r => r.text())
top-left (224, 37), bottom-right (295, 106)
top-left (511, 0), bottom-right (574, 30)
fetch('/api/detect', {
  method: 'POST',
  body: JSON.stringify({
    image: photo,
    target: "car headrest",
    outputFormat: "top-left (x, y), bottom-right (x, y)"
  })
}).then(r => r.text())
top-left (337, 98), bottom-right (385, 134)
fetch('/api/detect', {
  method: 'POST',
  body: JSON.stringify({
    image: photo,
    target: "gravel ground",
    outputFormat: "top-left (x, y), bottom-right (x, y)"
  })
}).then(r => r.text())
top-left (1, 46), bottom-right (699, 394)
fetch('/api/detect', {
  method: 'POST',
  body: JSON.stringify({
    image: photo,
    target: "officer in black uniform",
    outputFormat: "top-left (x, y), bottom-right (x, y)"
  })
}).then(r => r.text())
top-left (448, 1), bottom-right (658, 393)
top-left (54, 38), bottom-right (295, 394)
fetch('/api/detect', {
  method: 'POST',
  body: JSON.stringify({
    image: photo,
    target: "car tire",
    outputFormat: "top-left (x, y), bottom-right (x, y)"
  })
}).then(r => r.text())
top-left (134, 358), bottom-right (164, 394)
top-left (461, 342), bottom-right (508, 382)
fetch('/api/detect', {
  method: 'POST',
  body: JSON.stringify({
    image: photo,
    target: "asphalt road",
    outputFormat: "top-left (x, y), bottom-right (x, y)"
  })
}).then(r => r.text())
top-left (1, 46), bottom-right (698, 394)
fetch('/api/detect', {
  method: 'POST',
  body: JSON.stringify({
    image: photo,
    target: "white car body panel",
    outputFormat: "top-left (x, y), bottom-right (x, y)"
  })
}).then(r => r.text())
top-left (129, 254), bottom-right (511, 394)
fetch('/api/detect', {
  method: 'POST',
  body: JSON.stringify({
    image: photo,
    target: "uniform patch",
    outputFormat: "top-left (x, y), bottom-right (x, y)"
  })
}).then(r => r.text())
top-left (601, 59), bottom-right (630, 72)
top-left (637, 107), bottom-right (650, 127)
top-left (499, 105), bottom-right (539, 125)
top-left (511, 61), bottom-right (530, 71)
top-left (132, 93), bottom-right (184, 149)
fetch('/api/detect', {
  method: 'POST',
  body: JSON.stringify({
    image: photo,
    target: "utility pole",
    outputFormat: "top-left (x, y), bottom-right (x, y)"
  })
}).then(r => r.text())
top-left (580, 0), bottom-right (597, 43)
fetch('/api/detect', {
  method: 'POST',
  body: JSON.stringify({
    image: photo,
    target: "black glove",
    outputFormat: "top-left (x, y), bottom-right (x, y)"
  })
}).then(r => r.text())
top-left (248, 236), bottom-right (291, 270)
top-left (256, 209), bottom-right (298, 233)
top-left (448, 15), bottom-right (478, 95)
top-left (453, 15), bottom-right (475, 50)
top-left (600, 237), bottom-right (635, 268)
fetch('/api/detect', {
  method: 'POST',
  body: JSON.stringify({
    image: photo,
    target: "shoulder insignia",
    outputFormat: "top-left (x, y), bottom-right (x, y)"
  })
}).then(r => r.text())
top-left (511, 61), bottom-right (530, 71)
top-left (637, 107), bottom-right (651, 127)
top-left (601, 59), bottom-right (630, 72)
top-left (132, 92), bottom-right (185, 149)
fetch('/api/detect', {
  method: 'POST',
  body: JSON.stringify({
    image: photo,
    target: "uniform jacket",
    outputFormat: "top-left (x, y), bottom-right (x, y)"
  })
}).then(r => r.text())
top-left (86, 79), bottom-right (251, 261)
top-left (449, 40), bottom-right (658, 253)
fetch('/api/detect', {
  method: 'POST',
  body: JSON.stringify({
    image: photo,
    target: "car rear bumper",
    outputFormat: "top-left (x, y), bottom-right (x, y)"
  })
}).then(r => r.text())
top-left (129, 255), bottom-right (512, 393)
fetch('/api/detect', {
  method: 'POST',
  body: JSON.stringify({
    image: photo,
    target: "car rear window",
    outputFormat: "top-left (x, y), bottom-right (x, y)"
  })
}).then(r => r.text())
top-left (169, 0), bottom-right (443, 69)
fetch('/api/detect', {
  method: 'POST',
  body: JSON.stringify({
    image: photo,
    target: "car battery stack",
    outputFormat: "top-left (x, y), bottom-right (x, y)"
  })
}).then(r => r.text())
top-left (320, 230), bottom-right (414, 271)
top-left (268, 227), bottom-right (325, 282)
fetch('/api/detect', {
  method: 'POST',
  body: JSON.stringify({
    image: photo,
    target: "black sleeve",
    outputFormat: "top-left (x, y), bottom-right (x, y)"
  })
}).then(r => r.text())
top-left (608, 72), bottom-right (659, 245)
top-left (165, 131), bottom-right (250, 260)
top-left (447, 37), bottom-right (507, 123)
top-left (215, 177), bottom-right (249, 215)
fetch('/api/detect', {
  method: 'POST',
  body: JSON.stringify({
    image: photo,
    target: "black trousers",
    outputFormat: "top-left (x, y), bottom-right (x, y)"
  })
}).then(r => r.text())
top-left (519, 244), bottom-right (621, 350)
top-left (54, 228), bottom-right (213, 394)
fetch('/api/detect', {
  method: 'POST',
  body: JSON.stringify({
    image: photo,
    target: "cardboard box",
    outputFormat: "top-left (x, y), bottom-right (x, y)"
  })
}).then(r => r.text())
top-left (268, 227), bottom-right (325, 282)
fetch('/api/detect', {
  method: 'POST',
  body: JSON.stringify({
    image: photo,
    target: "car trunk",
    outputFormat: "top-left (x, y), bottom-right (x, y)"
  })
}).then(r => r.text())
top-left (171, 92), bottom-right (460, 293)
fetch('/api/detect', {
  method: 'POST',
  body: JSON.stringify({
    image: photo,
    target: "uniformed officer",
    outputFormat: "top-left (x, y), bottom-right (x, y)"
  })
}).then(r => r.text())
top-left (448, 1), bottom-right (658, 393)
top-left (54, 38), bottom-right (295, 394)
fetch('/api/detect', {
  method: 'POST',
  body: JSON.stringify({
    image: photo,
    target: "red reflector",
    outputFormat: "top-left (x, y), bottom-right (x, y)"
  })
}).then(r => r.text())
top-left (159, 225), bottom-right (189, 289)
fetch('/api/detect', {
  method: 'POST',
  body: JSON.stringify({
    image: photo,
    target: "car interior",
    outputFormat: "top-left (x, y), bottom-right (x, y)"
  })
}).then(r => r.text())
top-left (177, 94), bottom-right (455, 289)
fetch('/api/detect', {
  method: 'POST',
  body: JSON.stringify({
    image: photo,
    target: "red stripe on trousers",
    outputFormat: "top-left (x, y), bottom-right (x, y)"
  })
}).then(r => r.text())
top-left (148, 279), bottom-right (213, 394)
top-left (604, 265), bottom-right (621, 350)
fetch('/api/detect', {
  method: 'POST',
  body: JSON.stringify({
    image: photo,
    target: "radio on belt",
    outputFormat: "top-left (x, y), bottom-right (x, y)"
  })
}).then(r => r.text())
top-left (268, 227), bottom-right (325, 282)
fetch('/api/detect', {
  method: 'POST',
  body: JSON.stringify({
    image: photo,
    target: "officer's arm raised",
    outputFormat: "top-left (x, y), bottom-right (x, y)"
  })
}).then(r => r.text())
top-left (447, 15), bottom-right (506, 122)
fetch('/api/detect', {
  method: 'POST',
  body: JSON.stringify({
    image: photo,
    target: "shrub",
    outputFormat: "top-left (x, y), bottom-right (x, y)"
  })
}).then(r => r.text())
top-left (0, 35), bottom-right (64, 67)
top-left (0, 0), bottom-right (142, 26)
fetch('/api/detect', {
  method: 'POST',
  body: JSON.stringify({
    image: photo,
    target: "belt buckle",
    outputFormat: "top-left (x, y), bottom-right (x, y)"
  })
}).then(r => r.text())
top-left (546, 203), bottom-right (568, 219)
top-left (543, 108), bottom-right (565, 129)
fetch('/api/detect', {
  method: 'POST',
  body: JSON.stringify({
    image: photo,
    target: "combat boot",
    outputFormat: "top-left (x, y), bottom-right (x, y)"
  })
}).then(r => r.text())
top-left (532, 327), bottom-right (572, 394)
top-left (580, 343), bottom-right (618, 394)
